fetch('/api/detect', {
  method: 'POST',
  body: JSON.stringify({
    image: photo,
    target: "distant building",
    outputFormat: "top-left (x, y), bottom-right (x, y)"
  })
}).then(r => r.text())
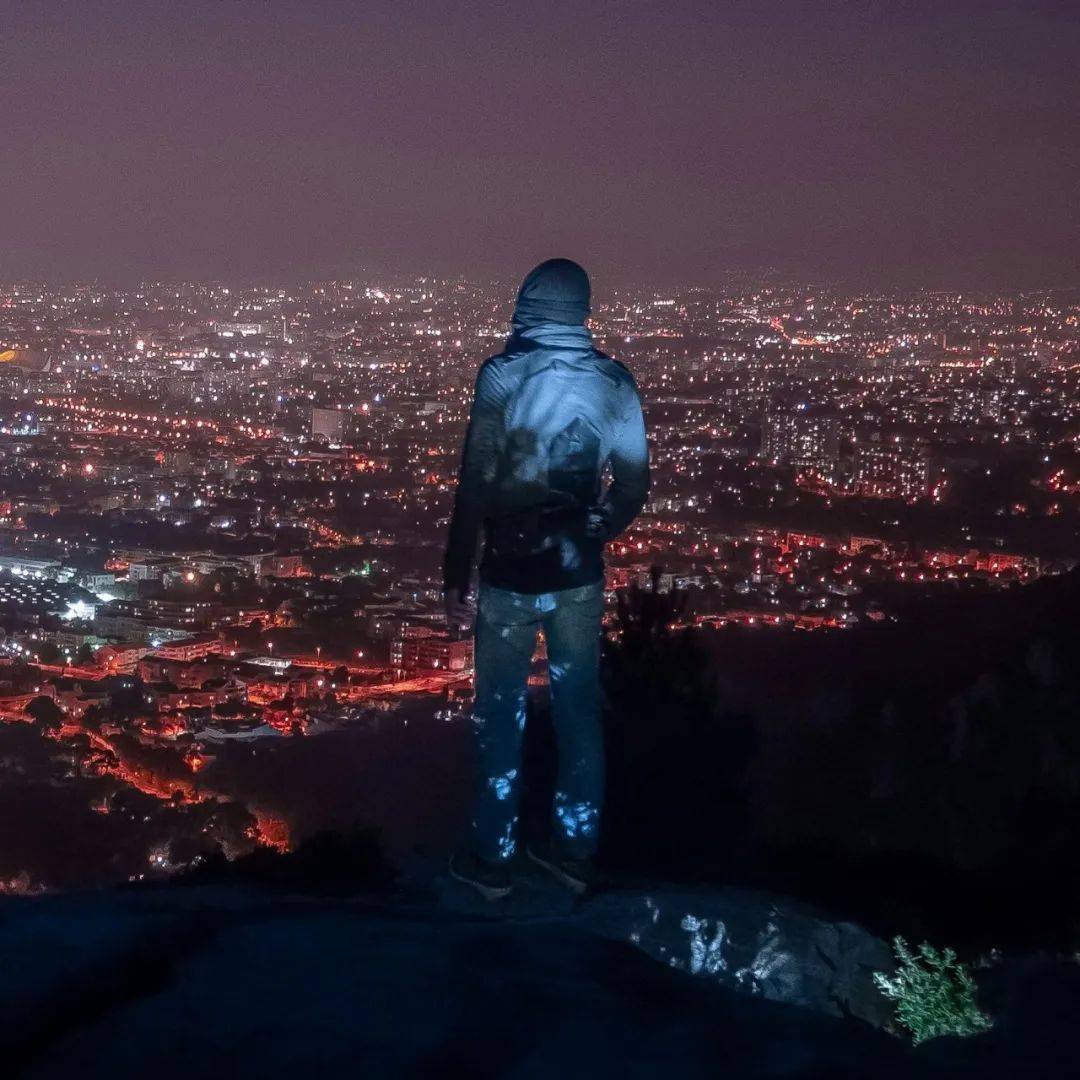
top-left (213, 322), bottom-right (266, 337)
top-left (762, 410), bottom-right (846, 477)
top-left (151, 635), bottom-right (225, 662)
top-left (0, 348), bottom-right (51, 373)
top-left (255, 554), bottom-right (306, 579)
top-left (0, 578), bottom-right (97, 623)
top-left (853, 435), bottom-right (929, 500)
top-left (848, 535), bottom-right (884, 555)
top-left (391, 624), bottom-right (473, 678)
top-left (92, 610), bottom-right (193, 646)
top-left (95, 644), bottom-right (152, 674)
top-left (127, 557), bottom-right (177, 582)
top-left (605, 565), bottom-right (635, 590)
top-left (786, 532), bottom-right (826, 551)
top-left (0, 555), bottom-right (63, 579)
top-left (310, 407), bottom-right (348, 443)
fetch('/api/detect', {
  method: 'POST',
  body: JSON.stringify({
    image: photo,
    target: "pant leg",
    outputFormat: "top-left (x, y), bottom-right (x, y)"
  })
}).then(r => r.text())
top-left (542, 581), bottom-right (605, 859)
top-left (469, 585), bottom-right (541, 862)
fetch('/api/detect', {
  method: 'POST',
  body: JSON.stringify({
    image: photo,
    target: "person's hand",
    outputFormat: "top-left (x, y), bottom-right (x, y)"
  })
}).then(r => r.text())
top-left (444, 587), bottom-right (476, 632)
top-left (585, 507), bottom-right (609, 539)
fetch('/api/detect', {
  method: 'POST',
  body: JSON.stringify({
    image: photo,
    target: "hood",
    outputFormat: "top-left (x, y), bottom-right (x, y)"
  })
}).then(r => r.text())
top-left (511, 258), bottom-right (591, 334)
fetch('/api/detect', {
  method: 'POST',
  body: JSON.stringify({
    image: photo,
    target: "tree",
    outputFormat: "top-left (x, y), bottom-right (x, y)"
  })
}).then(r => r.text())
top-left (25, 695), bottom-right (64, 737)
top-left (213, 699), bottom-right (247, 718)
top-left (81, 703), bottom-right (105, 732)
top-left (599, 566), bottom-right (753, 875)
top-left (37, 642), bottom-right (62, 665)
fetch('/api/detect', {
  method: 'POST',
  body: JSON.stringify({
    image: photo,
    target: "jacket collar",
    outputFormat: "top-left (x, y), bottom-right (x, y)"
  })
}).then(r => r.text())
top-left (512, 322), bottom-right (593, 351)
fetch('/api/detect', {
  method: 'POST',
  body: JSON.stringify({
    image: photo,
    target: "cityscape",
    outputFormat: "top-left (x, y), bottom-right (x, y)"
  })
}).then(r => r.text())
top-left (4, 0), bottom-right (1080, 1071)
top-left (0, 275), bottom-right (1077, 892)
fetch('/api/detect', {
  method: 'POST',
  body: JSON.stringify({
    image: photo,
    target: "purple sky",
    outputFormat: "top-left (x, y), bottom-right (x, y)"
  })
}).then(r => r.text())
top-left (2, 1), bottom-right (1078, 288)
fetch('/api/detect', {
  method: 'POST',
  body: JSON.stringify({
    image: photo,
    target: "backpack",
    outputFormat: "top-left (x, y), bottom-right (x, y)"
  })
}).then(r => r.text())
top-left (487, 354), bottom-right (606, 558)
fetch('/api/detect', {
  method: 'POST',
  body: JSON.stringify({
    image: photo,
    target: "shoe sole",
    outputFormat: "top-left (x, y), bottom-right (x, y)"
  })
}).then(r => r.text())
top-left (526, 847), bottom-right (588, 895)
top-left (449, 863), bottom-right (513, 901)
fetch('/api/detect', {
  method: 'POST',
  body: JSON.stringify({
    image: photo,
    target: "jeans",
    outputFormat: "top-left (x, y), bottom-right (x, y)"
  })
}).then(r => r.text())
top-left (469, 580), bottom-right (605, 864)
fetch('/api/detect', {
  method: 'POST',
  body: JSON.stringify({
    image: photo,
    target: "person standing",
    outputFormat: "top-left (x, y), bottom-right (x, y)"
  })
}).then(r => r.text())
top-left (444, 258), bottom-right (649, 899)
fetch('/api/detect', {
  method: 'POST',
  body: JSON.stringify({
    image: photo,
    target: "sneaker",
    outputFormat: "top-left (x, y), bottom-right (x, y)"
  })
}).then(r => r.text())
top-left (526, 841), bottom-right (595, 896)
top-left (448, 850), bottom-right (514, 901)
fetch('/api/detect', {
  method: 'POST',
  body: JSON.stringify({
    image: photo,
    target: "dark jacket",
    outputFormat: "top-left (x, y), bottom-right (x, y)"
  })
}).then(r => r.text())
top-left (443, 321), bottom-right (649, 595)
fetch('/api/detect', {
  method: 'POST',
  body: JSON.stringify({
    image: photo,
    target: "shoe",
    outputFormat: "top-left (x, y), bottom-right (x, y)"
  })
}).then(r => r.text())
top-left (449, 850), bottom-right (514, 901)
top-left (526, 841), bottom-right (595, 896)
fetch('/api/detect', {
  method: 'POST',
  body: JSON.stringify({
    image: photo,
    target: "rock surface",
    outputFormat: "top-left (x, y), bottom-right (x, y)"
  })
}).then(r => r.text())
top-left (1, 880), bottom-right (1078, 1078)
top-left (578, 886), bottom-right (896, 1028)
top-left (434, 866), bottom-right (895, 1027)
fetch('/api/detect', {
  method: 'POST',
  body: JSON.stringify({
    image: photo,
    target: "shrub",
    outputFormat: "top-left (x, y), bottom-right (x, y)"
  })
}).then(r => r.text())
top-left (874, 936), bottom-right (993, 1044)
top-left (177, 825), bottom-right (396, 894)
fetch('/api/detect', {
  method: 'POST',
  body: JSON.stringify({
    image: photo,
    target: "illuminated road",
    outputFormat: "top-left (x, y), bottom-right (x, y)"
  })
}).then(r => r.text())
top-left (75, 725), bottom-right (291, 850)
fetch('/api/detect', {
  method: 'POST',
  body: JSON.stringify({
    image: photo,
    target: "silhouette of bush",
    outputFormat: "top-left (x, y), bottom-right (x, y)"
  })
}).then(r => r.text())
top-left (25, 695), bottom-right (64, 736)
top-left (600, 567), bottom-right (755, 874)
top-left (599, 564), bottom-right (1080, 951)
top-left (178, 826), bottom-right (395, 894)
top-left (874, 937), bottom-right (992, 1044)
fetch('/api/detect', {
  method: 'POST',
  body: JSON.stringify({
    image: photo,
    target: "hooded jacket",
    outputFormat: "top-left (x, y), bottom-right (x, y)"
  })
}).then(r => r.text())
top-left (443, 260), bottom-right (649, 595)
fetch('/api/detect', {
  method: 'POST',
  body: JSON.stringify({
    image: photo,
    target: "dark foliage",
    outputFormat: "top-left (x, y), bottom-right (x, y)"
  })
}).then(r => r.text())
top-left (25, 695), bottom-right (64, 736)
top-left (599, 567), bottom-right (756, 877)
top-left (599, 565), bottom-right (1080, 953)
top-left (176, 826), bottom-right (396, 895)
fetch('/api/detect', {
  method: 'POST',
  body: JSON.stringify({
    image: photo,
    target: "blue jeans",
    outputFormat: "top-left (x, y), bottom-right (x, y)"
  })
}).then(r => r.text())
top-left (469, 581), bottom-right (605, 863)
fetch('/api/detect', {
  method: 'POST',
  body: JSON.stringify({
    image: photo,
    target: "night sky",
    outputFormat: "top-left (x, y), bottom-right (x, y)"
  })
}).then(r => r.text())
top-left (2, 1), bottom-right (1078, 288)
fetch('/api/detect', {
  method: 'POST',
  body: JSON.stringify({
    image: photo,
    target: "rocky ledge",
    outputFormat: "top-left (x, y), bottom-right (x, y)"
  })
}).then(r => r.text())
top-left (1, 873), bottom-right (1077, 1078)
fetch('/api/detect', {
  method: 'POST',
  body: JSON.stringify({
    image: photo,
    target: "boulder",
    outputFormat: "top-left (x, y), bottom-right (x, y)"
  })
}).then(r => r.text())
top-left (577, 885), bottom-right (896, 1028)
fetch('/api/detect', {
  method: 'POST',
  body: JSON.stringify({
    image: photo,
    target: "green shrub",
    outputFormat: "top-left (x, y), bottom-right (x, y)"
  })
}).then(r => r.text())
top-left (874, 936), bottom-right (993, 1044)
